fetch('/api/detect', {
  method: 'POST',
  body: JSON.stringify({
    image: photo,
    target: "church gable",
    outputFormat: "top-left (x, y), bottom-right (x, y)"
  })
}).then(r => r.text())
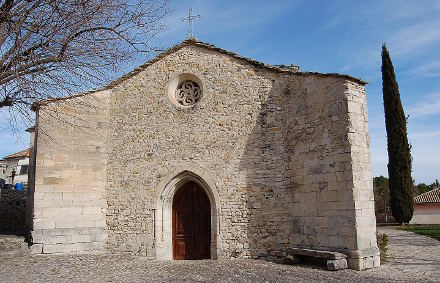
top-left (33, 39), bottom-right (364, 110)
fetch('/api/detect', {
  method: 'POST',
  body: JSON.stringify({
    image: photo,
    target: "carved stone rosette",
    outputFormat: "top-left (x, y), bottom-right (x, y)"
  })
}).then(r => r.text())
top-left (175, 80), bottom-right (201, 106)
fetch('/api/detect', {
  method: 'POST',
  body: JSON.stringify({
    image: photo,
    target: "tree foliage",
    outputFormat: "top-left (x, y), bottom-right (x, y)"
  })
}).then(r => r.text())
top-left (373, 176), bottom-right (389, 198)
top-left (414, 179), bottom-right (439, 196)
top-left (0, 0), bottom-right (168, 124)
top-left (373, 175), bottom-right (439, 223)
top-left (381, 44), bottom-right (413, 224)
top-left (373, 176), bottom-right (391, 222)
top-left (414, 183), bottom-right (430, 196)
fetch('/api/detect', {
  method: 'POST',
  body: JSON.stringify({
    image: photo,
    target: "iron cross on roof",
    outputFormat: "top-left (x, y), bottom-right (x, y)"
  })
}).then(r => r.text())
top-left (181, 6), bottom-right (201, 39)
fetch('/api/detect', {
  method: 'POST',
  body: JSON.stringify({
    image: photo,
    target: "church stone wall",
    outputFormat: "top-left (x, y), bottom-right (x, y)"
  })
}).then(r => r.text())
top-left (283, 76), bottom-right (379, 269)
top-left (345, 81), bottom-right (379, 269)
top-left (105, 45), bottom-right (286, 257)
top-left (31, 92), bottom-right (110, 254)
top-left (30, 43), bottom-right (378, 269)
top-left (103, 44), bottom-right (378, 269)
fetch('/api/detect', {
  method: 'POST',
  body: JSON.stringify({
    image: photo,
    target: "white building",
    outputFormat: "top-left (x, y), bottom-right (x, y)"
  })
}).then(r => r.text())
top-left (0, 148), bottom-right (30, 188)
top-left (410, 187), bottom-right (440, 224)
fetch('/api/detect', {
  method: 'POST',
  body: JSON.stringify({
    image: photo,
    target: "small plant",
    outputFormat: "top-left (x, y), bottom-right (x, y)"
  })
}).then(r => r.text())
top-left (377, 233), bottom-right (389, 262)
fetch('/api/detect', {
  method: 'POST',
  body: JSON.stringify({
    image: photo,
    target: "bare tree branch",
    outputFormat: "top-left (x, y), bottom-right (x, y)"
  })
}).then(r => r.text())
top-left (0, 0), bottom-right (169, 127)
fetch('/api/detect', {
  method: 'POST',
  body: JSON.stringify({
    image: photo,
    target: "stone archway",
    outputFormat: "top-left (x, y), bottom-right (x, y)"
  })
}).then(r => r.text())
top-left (155, 170), bottom-right (221, 260)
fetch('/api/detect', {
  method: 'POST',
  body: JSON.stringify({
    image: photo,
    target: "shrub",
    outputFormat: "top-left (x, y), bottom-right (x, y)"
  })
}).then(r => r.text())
top-left (381, 44), bottom-right (414, 223)
top-left (377, 233), bottom-right (389, 262)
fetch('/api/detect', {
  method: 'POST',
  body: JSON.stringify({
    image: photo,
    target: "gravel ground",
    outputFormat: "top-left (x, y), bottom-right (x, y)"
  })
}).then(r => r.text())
top-left (0, 227), bottom-right (439, 282)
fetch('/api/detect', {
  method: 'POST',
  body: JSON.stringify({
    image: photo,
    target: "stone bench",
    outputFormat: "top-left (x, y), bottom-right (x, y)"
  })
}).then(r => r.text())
top-left (285, 248), bottom-right (348, 271)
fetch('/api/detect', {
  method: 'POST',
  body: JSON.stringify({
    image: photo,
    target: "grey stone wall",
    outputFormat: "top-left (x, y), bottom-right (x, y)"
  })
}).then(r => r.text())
top-left (0, 190), bottom-right (27, 232)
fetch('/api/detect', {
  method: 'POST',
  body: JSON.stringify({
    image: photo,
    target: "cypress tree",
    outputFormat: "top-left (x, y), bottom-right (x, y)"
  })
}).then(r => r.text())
top-left (381, 44), bottom-right (413, 224)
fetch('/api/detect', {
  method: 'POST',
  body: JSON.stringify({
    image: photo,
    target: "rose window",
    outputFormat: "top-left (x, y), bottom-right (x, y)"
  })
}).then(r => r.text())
top-left (175, 80), bottom-right (201, 106)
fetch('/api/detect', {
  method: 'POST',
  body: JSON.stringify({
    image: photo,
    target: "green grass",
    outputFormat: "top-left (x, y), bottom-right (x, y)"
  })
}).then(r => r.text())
top-left (398, 225), bottom-right (440, 241)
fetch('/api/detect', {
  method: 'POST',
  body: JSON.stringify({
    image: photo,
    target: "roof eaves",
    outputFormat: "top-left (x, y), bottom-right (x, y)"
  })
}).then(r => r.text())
top-left (3, 148), bottom-right (30, 160)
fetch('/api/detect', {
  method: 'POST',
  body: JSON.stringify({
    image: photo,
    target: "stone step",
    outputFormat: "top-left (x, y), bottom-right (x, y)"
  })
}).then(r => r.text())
top-left (287, 247), bottom-right (347, 259)
top-left (286, 248), bottom-right (348, 271)
top-left (0, 234), bottom-right (28, 254)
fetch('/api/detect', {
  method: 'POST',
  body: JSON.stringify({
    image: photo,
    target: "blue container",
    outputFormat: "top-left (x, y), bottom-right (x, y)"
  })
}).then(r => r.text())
top-left (15, 183), bottom-right (23, 191)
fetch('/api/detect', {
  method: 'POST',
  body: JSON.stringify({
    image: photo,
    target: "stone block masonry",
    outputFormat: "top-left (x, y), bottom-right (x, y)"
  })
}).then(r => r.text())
top-left (30, 39), bottom-right (379, 269)
top-left (30, 91), bottom-right (109, 254)
top-left (0, 190), bottom-right (27, 232)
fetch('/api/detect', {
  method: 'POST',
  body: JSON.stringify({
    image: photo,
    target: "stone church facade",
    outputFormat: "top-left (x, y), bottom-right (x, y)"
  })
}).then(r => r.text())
top-left (28, 39), bottom-right (379, 270)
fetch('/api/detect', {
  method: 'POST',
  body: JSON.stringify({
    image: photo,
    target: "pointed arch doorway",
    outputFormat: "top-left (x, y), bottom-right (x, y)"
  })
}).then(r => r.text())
top-left (173, 181), bottom-right (211, 259)
top-left (155, 169), bottom-right (220, 260)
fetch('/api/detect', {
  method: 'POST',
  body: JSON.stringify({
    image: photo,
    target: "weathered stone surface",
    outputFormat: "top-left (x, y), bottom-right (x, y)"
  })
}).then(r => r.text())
top-left (0, 190), bottom-right (27, 232)
top-left (0, 235), bottom-right (28, 255)
top-left (283, 254), bottom-right (302, 265)
top-left (288, 248), bottom-right (347, 260)
top-left (327, 259), bottom-right (348, 271)
top-left (30, 40), bottom-right (379, 269)
top-left (30, 90), bottom-right (110, 254)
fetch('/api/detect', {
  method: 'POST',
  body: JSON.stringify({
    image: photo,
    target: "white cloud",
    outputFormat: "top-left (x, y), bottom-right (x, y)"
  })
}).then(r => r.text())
top-left (408, 60), bottom-right (440, 78)
top-left (371, 128), bottom-right (440, 183)
top-left (337, 1), bottom-right (440, 74)
top-left (410, 130), bottom-right (440, 139)
top-left (341, 19), bottom-right (440, 73)
top-left (387, 21), bottom-right (440, 58)
top-left (408, 131), bottom-right (440, 183)
top-left (407, 96), bottom-right (440, 118)
top-left (159, 1), bottom-right (298, 45)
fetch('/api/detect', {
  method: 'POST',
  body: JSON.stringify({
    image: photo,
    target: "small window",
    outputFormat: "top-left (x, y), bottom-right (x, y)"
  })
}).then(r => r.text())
top-left (19, 165), bottom-right (29, 175)
top-left (167, 73), bottom-right (203, 109)
top-left (175, 80), bottom-right (201, 106)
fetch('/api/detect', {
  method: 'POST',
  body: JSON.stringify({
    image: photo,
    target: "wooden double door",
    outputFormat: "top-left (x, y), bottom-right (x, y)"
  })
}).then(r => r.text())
top-left (172, 181), bottom-right (211, 259)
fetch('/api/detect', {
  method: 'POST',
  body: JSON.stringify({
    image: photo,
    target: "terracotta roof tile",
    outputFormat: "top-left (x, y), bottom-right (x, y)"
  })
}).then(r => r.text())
top-left (3, 148), bottom-right (30, 160)
top-left (414, 187), bottom-right (440, 204)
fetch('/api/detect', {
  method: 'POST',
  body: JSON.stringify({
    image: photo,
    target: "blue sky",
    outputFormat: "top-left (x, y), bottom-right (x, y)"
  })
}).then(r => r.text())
top-left (1, 0), bottom-right (439, 184)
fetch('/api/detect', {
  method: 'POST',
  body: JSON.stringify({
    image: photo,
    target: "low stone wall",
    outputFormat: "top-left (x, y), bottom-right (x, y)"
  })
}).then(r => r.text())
top-left (0, 189), bottom-right (27, 232)
top-left (410, 204), bottom-right (440, 224)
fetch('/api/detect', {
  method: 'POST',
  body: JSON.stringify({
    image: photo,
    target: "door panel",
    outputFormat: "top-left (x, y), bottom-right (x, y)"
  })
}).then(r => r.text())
top-left (172, 182), bottom-right (211, 260)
